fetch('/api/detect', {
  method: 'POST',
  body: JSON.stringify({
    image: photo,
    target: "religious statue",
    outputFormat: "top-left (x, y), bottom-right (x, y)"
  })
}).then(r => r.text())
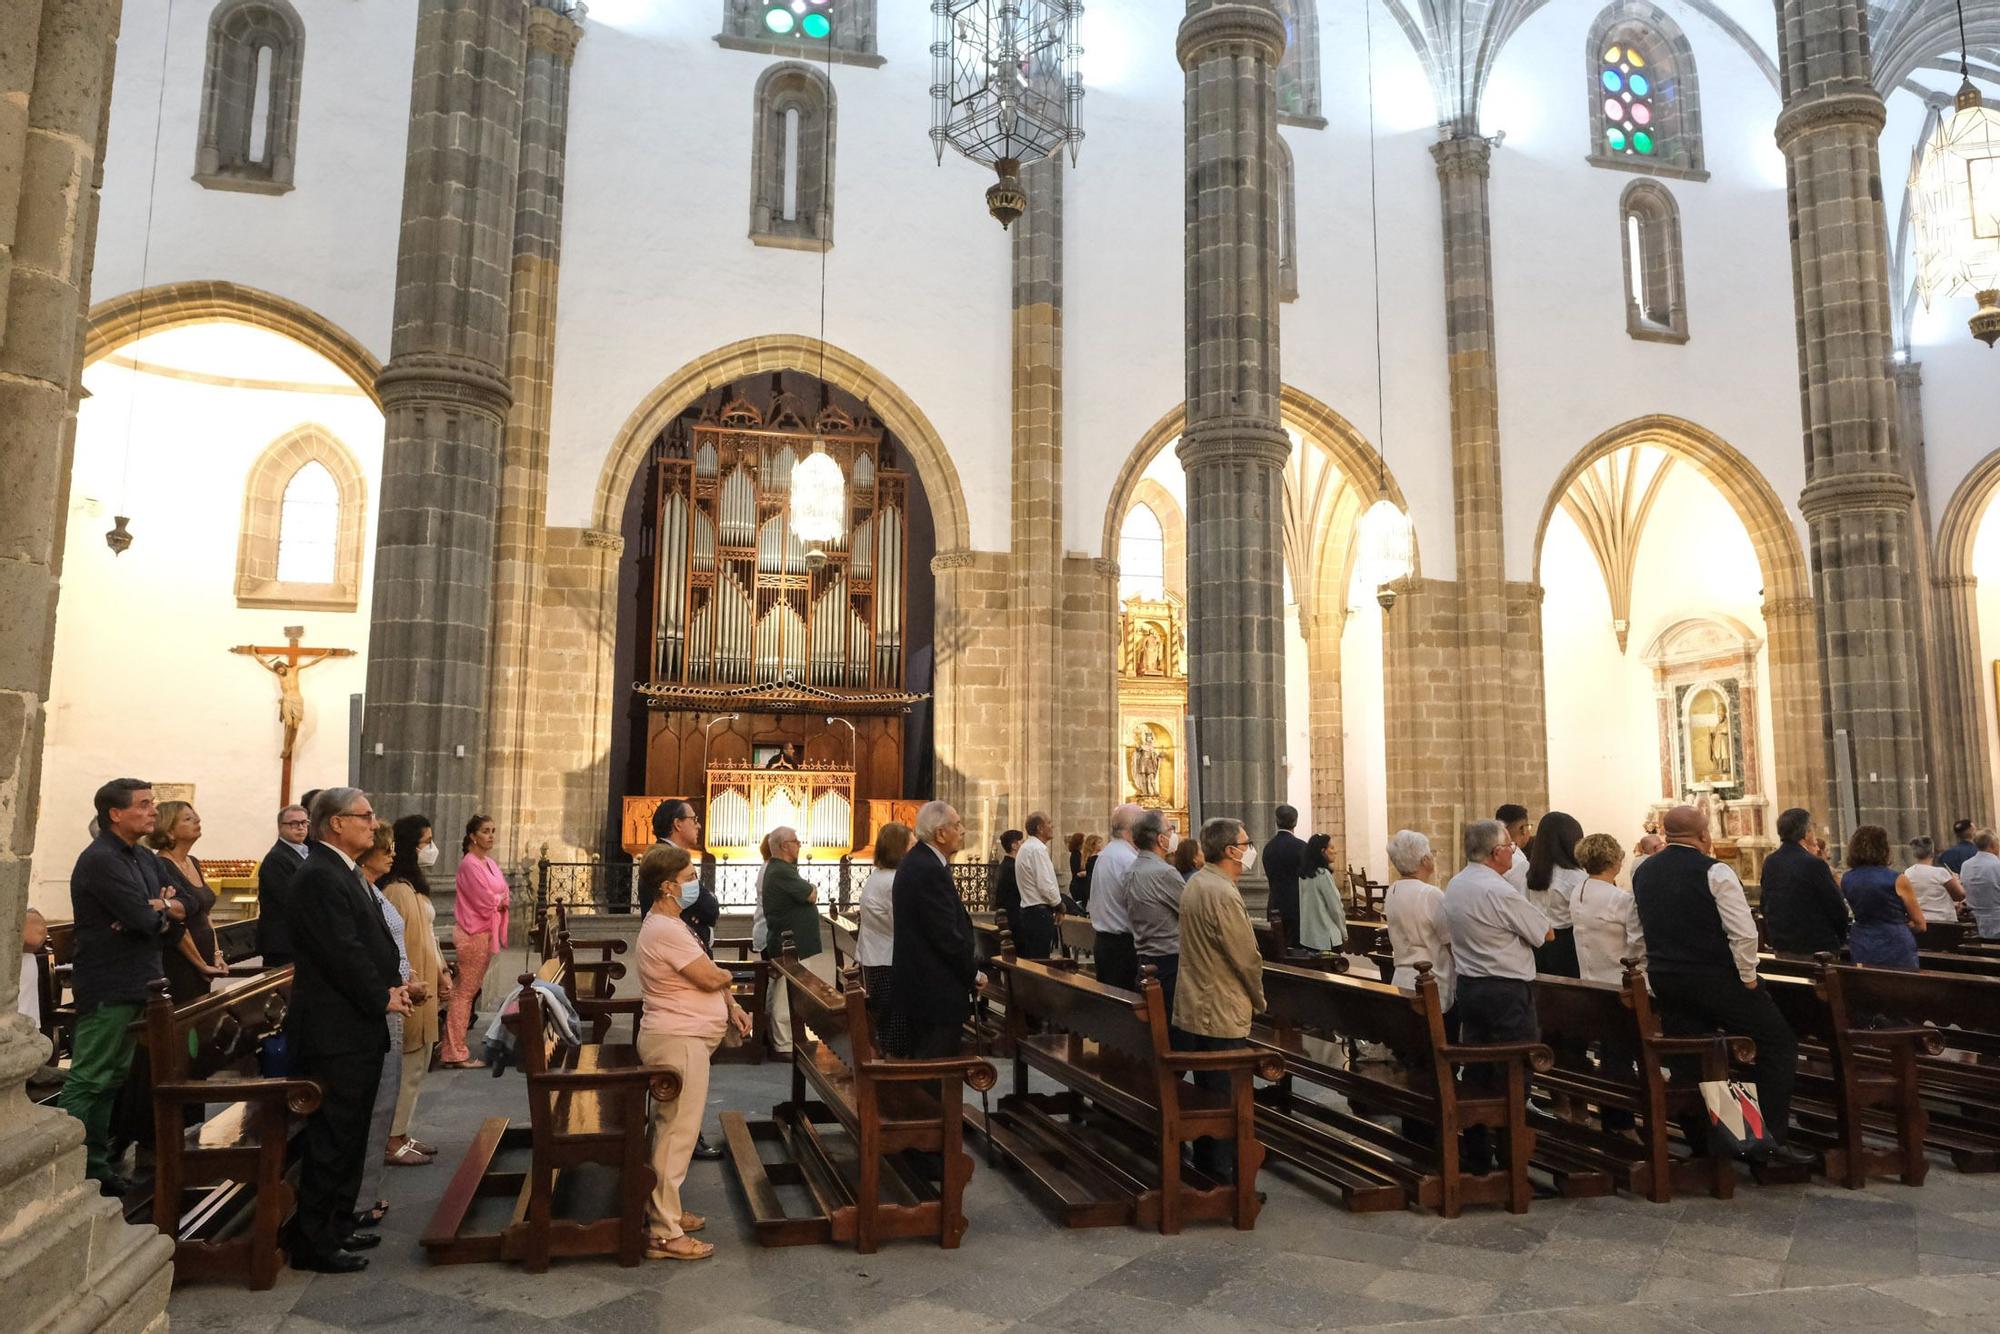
top-left (1686, 684), bottom-right (1735, 787)
top-left (1130, 727), bottom-right (1161, 801)
top-left (231, 628), bottom-right (354, 804)
top-left (1137, 629), bottom-right (1165, 676)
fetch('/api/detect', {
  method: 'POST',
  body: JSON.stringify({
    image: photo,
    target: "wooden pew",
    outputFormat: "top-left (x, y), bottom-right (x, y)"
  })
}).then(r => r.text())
top-left (138, 970), bottom-right (322, 1290)
top-left (1530, 966), bottom-right (1747, 1203)
top-left (1056, 914), bottom-right (1097, 966)
top-left (971, 950), bottom-right (1280, 1233)
top-left (710, 934), bottom-right (771, 1063)
top-left (1252, 920), bottom-right (1351, 974)
top-left (1253, 962), bottom-right (1553, 1217)
top-left (723, 940), bottom-right (997, 1252)
top-left (827, 912), bottom-right (863, 974)
top-left (534, 903), bottom-right (626, 1002)
top-left (422, 956), bottom-right (682, 1271)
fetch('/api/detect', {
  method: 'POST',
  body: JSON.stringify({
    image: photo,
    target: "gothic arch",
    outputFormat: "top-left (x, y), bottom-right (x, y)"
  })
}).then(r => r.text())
top-left (1124, 478), bottom-right (1186, 599)
top-left (1585, 0), bottom-right (1707, 179)
top-left (1937, 450), bottom-right (2000, 584)
top-left (235, 424), bottom-right (368, 610)
top-left (86, 281), bottom-right (383, 406)
top-left (196, 0), bottom-right (306, 193)
top-left (1534, 415), bottom-right (1824, 807)
top-left (749, 61), bottom-right (836, 250)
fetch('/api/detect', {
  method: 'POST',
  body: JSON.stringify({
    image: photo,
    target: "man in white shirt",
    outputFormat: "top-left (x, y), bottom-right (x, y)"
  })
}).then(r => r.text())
top-left (1013, 812), bottom-right (1062, 959)
top-left (1088, 804), bottom-right (1143, 988)
top-left (1496, 804), bottom-right (1533, 893)
top-left (1962, 831), bottom-right (2000, 938)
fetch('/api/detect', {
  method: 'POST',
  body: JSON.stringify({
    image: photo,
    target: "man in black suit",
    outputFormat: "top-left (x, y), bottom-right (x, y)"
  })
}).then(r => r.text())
top-left (283, 787), bottom-right (410, 1273)
top-left (1760, 807), bottom-right (1851, 957)
top-left (255, 803), bottom-right (310, 965)
top-left (889, 800), bottom-right (982, 1058)
top-left (1262, 804), bottom-right (1307, 948)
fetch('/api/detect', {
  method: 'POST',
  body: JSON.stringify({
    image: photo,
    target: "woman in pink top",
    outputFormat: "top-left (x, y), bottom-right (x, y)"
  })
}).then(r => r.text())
top-left (441, 814), bottom-right (509, 1067)
top-left (636, 844), bottom-right (751, 1261)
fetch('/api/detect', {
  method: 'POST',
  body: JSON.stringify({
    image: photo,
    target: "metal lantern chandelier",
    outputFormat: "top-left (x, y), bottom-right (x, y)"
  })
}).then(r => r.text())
top-left (791, 443), bottom-right (846, 564)
top-left (930, 0), bottom-right (1085, 227)
top-left (1909, 1), bottom-right (2000, 346)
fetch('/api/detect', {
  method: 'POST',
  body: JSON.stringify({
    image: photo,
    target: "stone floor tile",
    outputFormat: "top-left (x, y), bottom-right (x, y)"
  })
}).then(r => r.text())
top-left (1357, 1266), bottom-right (1498, 1315)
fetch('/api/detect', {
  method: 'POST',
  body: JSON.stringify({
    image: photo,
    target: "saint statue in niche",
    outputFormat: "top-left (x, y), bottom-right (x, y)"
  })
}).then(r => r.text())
top-left (1130, 727), bottom-right (1162, 801)
top-left (1686, 684), bottom-right (1735, 787)
top-left (1137, 628), bottom-right (1165, 676)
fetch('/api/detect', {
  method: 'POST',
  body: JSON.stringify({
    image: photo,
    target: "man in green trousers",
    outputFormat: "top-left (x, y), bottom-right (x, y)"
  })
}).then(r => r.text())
top-left (59, 779), bottom-right (183, 1195)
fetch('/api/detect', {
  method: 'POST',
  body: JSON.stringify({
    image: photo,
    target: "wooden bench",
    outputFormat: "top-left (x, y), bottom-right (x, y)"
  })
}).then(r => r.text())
top-left (422, 957), bottom-right (682, 1271)
top-left (1253, 962), bottom-right (1553, 1217)
top-left (138, 970), bottom-right (321, 1290)
top-left (1529, 965), bottom-right (1745, 1203)
top-left (827, 912), bottom-right (863, 974)
top-left (1057, 913), bottom-right (1097, 965)
top-left (710, 934), bottom-right (772, 1063)
top-left (970, 949), bottom-right (1280, 1233)
top-left (723, 940), bottom-right (997, 1252)
top-left (1253, 920), bottom-right (1351, 974)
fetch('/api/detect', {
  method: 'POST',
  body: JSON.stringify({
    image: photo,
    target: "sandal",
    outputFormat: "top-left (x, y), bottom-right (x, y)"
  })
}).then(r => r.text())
top-left (441, 1059), bottom-right (487, 1070)
top-left (384, 1142), bottom-right (430, 1167)
top-left (646, 1235), bottom-right (714, 1262)
top-left (678, 1213), bottom-right (706, 1234)
top-left (408, 1139), bottom-right (438, 1156)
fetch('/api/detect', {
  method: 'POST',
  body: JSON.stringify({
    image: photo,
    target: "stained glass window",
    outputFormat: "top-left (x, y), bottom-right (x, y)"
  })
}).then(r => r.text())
top-left (1600, 44), bottom-right (1657, 158)
top-left (762, 0), bottom-right (832, 40)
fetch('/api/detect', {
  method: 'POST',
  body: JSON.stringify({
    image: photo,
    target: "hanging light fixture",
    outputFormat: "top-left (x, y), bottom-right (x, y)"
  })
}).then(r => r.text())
top-left (791, 26), bottom-right (845, 567)
top-left (1351, 0), bottom-right (1413, 612)
top-left (930, 0), bottom-right (1085, 227)
top-left (1909, 0), bottom-right (2000, 345)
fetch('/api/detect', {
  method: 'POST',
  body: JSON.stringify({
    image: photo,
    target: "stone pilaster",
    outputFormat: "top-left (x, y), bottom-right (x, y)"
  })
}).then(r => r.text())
top-left (1176, 1), bottom-right (1289, 858)
top-left (487, 1), bottom-right (582, 869)
top-left (930, 548), bottom-right (1014, 854)
top-left (1301, 605), bottom-right (1347, 867)
top-left (1431, 131), bottom-right (1522, 818)
top-left (1773, 4), bottom-right (1930, 839)
top-left (1059, 555), bottom-right (1120, 842)
top-left (1010, 156), bottom-right (1064, 824)
top-left (1383, 576), bottom-right (1470, 852)
top-left (1762, 594), bottom-right (1830, 807)
top-left (362, 0), bottom-right (528, 846)
top-left (0, 3), bottom-right (176, 1327)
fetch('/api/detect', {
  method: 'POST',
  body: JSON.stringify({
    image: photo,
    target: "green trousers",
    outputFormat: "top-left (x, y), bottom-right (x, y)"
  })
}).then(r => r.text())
top-left (57, 1003), bottom-right (141, 1180)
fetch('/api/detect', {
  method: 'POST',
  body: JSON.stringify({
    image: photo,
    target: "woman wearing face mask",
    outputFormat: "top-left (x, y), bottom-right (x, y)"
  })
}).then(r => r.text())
top-left (635, 844), bottom-right (752, 1262)
top-left (380, 814), bottom-right (447, 1165)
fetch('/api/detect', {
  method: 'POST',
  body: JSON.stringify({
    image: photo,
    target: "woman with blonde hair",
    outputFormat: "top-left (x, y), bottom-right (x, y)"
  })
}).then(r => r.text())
top-left (635, 844), bottom-right (752, 1261)
top-left (856, 822), bottom-right (913, 1055)
top-left (147, 801), bottom-right (226, 1001)
top-left (443, 814), bottom-right (508, 1067)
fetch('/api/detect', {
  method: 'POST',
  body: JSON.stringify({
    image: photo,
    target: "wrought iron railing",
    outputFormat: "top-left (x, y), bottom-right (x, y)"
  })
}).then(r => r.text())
top-left (534, 854), bottom-right (999, 919)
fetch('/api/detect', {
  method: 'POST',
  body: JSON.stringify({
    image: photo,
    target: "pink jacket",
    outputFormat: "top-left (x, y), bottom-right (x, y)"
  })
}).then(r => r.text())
top-left (455, 853), bottom-right (510, 947)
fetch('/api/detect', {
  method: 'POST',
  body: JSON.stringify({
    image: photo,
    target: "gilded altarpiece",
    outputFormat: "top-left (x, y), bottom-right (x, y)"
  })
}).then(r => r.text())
top-left (1643, 616), bottom-right (1774, 883)
top-left (1117, 594), bottom-right (1189, 829)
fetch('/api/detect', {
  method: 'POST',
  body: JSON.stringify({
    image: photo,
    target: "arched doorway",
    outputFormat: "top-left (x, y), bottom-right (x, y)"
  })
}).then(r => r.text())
top-left (30, 291), bottom-right (386, 914)
top-left (1535, 416), bottom-right (1822, 881)
top-left (1936, 456), bottom-right (2000, 825)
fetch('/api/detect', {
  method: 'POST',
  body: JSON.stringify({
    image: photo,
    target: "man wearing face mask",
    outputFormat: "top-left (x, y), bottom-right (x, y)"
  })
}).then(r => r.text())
top-left (1172, 816), bottom-right (1267, 1181)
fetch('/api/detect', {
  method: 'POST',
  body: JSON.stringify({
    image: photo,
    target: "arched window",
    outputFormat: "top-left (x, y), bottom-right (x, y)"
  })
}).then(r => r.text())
top-left (1119, 505), bottom-right (1167, 603)
top-left (1620, 180), bottom-right (1689, 341)
top-left (1277, 132), bottom-right (1299, 302)
top-left (236, 425), bottom-right (367, 609)
top-left (1585, 1), bottom-right (1705, 180)
top-left (718, 0), bottom-right (882, 69)
top-left (196, 0), bottom-right (305, 194)
top-left (1272, 0), bottom-right (1324, 127)
top-left (750, 63), bottom-right (836, 251)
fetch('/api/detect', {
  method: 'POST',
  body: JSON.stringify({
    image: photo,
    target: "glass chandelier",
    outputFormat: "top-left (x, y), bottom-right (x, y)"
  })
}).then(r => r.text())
top-left (930, 0), bottom-right (1084, 227)
top-left (791, 442), bottom-right (846, 566)
top-left (1909, 6), bottom-right (2000, 346)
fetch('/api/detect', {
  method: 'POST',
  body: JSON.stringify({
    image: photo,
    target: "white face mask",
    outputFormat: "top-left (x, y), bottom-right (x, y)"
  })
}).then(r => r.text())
top-left (1238, 845), bottom-right (1257, 873)
top-left (416, 843), bottom-right (439, 868)
top-left (678, 877), bottom-right (702, 909)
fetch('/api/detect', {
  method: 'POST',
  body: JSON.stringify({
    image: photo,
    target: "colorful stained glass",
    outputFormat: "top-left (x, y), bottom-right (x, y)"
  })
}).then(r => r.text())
top-left (1602, 69), bottom-right (1623, 93)
top-left (1599, 41), bottom-right (1662, 160)
top-left (1604, 97), bottom-right (1624, 120)
top-left (1632, 102), bottom-right (1652, 126)
top-left (1629, 73), bottom-right (1650, 97)
top-left (1604, 46), bottom-right (1622, 62)
top-left (801, 12), bottom-right (830, 37)
top-left (1628, 50), bottom-right (1645, 67)
top-left (1634, 131), bottom-right (1655, 154)
top-left (1608, 128), bottom-right (1628, 152)
top-left (762, 0), bottom-right (831, 41)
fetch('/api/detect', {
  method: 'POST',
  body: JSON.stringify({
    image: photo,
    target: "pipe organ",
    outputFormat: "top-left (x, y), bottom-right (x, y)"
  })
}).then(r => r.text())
top-left (631, 375), bottom-right (925, 860)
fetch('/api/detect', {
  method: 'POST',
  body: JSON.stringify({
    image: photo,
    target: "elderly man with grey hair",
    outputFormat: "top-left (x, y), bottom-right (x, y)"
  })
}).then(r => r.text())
top-left (1383, 830), bottom-right (1456, 1024)
top-left (1442, 818), bottom-right (1551, 1174)
top-left (889, 801), bottom-right (983, 1058)
top-left (1124, 810), bottom-right (1188, 1020)
top-left (1088, 803), bottom-right (1145, 988)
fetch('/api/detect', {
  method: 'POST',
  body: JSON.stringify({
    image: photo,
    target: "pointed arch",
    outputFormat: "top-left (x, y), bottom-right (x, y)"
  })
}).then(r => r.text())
top-left (750, 61), bottom-right (836, 251)
top-left (1585, 0), bottom-right (1708, 179)
top-left (1620, 180), bottom-right (1689, 341)
top-left (196, 0), bottom-right (306, 193)
top-left (236, 424), bottom-right (368, 609)
top-left (1272, 0), bottom-right (1325, 127)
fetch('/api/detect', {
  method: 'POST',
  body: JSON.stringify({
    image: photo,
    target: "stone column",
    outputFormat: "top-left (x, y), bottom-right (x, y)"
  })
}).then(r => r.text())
top-left (1773, 0), bottom-right (1931, 839)
top-left (487, 1), bottom-right (582, 867)
top-left (930, 549), bottom-right (1014, 854)
top-left (1382, 576), bottom-right (1470, 849)
top-left (362, 0), bottom-right (528, 842)
top-left (1175, 1), bottom-right (1289, 858)
top-left (1431, 130), bottom-right (1524, 818)
top-left (1, 3), bottom-right (176, 1327)
top-left (1009, 156), bottom-right (1064, 825)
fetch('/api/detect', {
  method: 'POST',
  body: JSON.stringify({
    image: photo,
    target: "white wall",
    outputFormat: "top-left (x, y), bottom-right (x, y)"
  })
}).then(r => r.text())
top-left (1972, 505), bottom-right (2000, 811)
top-left (1540, 462), bottom-right (1778, 847)
top-left (32, 327), bottom-right (383, 915)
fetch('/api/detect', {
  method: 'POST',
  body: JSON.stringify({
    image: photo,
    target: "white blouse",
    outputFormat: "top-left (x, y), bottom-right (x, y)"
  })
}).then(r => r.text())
top-left (1385, 878), bottom-right (1456, 1011)
top-left (1907, 863), bottom-right (1956, 925)
top-left (856, 867), bottom-right (896, 967)
top-left (1525, 863), bottom-right (1583, 930)
top-left (1571, 876), bottom-right (1646, 985)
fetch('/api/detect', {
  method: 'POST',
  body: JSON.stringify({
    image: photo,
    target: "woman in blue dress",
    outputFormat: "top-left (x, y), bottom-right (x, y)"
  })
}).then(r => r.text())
top-left (1841, 825), bottom-right (1924, 970)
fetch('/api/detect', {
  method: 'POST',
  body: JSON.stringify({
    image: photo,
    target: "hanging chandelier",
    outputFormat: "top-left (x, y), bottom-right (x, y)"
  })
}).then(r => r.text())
top-left (791, 441), bottom-right (846, 567)
top-left (1352, 498), bottom-right (1414, 611)
top-left (1909, 2), bottom-right (2000, 346)
top-left (930, 0), bottom-right (1084, 227)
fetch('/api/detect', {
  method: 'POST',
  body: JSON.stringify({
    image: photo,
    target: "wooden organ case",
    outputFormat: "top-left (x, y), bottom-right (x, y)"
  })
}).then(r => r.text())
top-left (630, 382), bottom-right (922, 859)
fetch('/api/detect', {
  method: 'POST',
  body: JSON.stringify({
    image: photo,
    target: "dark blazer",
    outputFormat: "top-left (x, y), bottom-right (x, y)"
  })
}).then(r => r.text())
top-left (992, 857), bottom-right (1021, 927)
top-left (761, 857), bottom-right (823, 960)
top-left (256, 838), bottom-right (307, 963)
top-left (1263, 829), bottom-right (1307, 921)
top-left (1760, 840), bottom-right (1851, 956)
top-left (890, 841), bottom-right (979, 1028)
top-left (283, 843), bottom-right (402, 1060)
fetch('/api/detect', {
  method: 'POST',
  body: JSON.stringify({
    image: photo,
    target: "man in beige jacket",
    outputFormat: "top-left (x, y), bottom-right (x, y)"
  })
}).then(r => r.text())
top-left (1174, 816), bottom-right (1267, 1181)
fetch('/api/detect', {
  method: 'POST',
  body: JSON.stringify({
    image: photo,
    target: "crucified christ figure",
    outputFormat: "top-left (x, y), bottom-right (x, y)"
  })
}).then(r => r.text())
top-left (231, 629), bottom-right (355, 804)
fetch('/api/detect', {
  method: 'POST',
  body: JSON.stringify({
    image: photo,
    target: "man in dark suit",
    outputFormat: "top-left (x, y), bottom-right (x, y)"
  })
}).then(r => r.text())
top-left (255, 803), bottom-right (310, 965)
top-left (1759, 807), bottom-right (1851, 956)
top-left (889, 800), bottom-right (982, 1058)
top-left (283, 787), bottom-right (410, 1273)
top-left (1261, 804), bottom-right (1307, 948)
top-left (652, 798), bottom-right (718, 942)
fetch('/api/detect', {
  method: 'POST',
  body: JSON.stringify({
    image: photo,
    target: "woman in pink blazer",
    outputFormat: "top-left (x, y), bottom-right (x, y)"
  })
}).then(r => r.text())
top-left (441, 814), bottom-right (509, 1067)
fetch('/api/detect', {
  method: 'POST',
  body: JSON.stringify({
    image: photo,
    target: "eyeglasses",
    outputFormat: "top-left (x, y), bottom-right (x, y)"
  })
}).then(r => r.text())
top-left (280, 818), bottom-right (309, 827)
top-left (338, 808), bottom-right (376, 823)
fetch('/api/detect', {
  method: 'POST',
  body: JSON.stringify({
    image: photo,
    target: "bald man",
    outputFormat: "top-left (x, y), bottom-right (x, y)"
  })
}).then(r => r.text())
top-left (1632, 804), bottom-right (1809, 1166)
top-left (1088, 804), bottom-right (1145, 988)
top-left (759, 827), bottom-right (820, 1057)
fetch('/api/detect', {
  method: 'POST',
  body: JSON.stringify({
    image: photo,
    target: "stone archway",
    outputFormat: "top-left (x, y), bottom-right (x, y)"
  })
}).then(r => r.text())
top-left (1535, 414), bottom-right (1826, 812)
top-left (1931, 453), bottom-right (2000, 827)
top-left (86, 280), bottom-right (384, 406)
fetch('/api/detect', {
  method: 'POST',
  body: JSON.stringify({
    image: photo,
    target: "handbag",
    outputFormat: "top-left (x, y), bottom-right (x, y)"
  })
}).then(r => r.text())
top-left (1699, 1078), bottom-right (1775, 1160)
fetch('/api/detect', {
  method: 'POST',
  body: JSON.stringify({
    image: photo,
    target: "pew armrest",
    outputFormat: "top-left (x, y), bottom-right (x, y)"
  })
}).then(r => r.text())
top-left (575, 996), bottom-right (644, 1018)
top-left (1847, 1023), bottom-right (1946, 1055)
top-left (1440, 1041), bottom-right (1556, 1073)
top-left (564, 936), bottom-right (627, 957)
top-left (1646, 1034), bottom-right (1759, 1064)
top-left (529, 1064), bottom-right (684, 1103)
top-left (861, 1055), bottom-right (1000, 1092)
top-left (1162, 1050), bottom-right (1288, 1081)
top-left (153, 1076), bottom-right (324, 1115)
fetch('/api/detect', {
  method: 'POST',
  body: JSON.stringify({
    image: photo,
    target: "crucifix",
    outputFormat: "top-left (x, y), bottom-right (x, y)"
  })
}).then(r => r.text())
top-left (230, 626), bottom-right (355, 806)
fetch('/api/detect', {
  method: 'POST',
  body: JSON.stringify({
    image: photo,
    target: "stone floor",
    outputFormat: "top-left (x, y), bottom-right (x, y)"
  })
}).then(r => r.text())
top-left (164, 1049), bottom-right (2000, 1334)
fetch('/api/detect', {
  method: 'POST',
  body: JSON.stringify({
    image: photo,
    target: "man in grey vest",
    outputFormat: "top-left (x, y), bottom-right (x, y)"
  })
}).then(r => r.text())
top-left (1632, 805), bottom-right (1811, 1167)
